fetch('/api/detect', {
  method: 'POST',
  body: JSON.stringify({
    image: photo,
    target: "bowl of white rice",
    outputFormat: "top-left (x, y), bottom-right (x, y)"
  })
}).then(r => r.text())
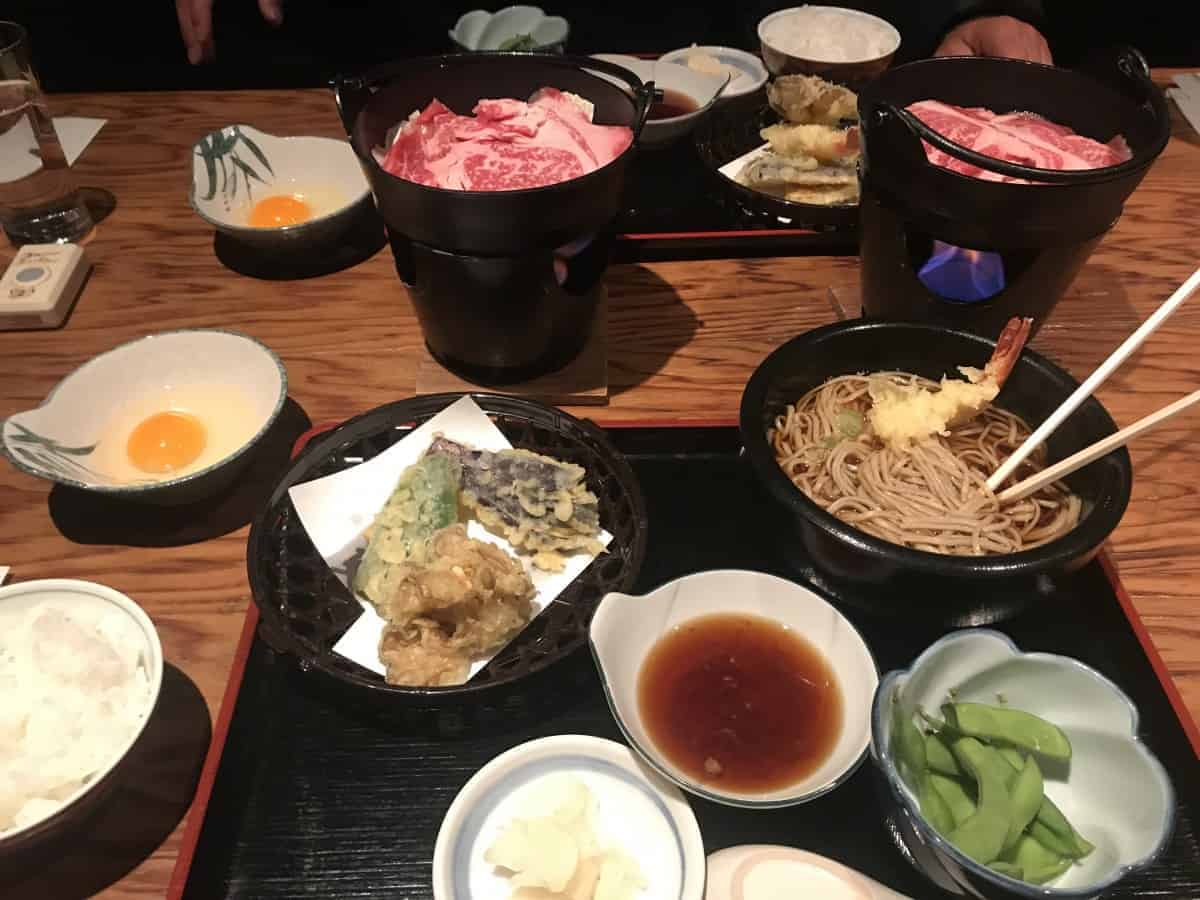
top-left (757, 5), bottom-right (901, 85)
top-left (0, 579), bottom-right (162, 850)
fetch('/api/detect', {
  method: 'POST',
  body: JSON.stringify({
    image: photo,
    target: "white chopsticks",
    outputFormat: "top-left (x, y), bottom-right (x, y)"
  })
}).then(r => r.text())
top-left (997, 387), bottom-right (1200, 504)
top-left (986, 265), bottom-right (1200, 492)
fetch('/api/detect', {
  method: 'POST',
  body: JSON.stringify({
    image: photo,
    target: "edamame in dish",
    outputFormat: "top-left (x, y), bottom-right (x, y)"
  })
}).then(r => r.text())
top-left (891, 700), bottom-right (1094, 886)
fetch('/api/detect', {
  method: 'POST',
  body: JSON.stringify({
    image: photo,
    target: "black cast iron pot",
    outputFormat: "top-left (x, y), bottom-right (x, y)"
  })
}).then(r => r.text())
top-left (858, 46), bottom-right (1169, 250)
top-left (333, 52), bottom-right (652, 256)
top-left (739, 320), bottom-right (1132, 624)
top-left (855, 47), bottom-right (1170, 340)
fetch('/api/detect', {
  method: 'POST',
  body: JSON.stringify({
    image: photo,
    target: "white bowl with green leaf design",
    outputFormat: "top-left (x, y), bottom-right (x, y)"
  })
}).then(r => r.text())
top-left (1, 329), bottom-right (287, 505)
top-left (189, 124), bottom-right (371, 250)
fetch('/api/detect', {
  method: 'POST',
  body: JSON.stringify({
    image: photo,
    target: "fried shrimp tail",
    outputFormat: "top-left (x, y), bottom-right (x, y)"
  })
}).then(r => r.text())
top-left (867, 316), bottom-right (1034, 449)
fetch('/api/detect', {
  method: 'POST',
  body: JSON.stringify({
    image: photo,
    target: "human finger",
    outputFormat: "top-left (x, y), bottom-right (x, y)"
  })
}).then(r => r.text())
top-left (258, 0), bottom-right (284, 26)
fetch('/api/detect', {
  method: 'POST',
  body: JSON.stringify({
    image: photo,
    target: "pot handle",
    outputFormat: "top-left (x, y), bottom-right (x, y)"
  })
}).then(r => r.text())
top-left (334, 53), bottom-right (656, 140)
top-left (875, 101), bottom-right (1139, 185)
top-left (331, 72), bottom-right (373, 138)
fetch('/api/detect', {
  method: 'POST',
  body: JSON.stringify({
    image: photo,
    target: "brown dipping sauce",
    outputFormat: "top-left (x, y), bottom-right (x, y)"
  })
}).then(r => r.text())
top-left (648, 88), bottom-right (699, 120)
top-left (637, 613), bottom-right (842, 793)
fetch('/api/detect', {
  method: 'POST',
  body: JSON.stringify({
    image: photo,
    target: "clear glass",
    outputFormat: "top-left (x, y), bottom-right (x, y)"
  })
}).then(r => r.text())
top-left (0, 21), bottom-right (93, 245)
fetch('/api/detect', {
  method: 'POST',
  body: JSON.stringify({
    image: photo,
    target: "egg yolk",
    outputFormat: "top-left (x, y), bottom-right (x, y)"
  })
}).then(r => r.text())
top-left (248, 194), bottom-right (312, 228)
top-left (126, 411), bottom-right (207, 474)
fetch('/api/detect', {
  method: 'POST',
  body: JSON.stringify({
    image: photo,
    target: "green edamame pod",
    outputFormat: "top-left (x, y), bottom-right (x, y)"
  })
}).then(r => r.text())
top-left (930, 772), bottom-right (976, 827)
top-left (998, 747), bottom-right (1026, 770)
top-left (926, 732), bottom-right (963, 777)
top-left (993, 740), bottom-right (1095, 858)
top-left (950, 702), bottom-right (1072, 762)
top-left (1003, 756), bottom-right (1044, 854)
top-left (920, 776), bottom-right (957, 836)
top-left (947, 738), bottom-right (1012, 865)
top-left (988, 861), bottom-right (1025, 880)
top-left (1027, 820), bottom-right (1089, 860)
top-left (1009, 833), bottom-right (1074, 885)
top-left (891, 699), bottom-right (927, 794)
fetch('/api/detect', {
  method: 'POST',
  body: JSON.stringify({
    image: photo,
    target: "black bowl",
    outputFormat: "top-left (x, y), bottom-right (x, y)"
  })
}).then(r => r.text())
top-left (739, 320), bottom-right (1132, 623)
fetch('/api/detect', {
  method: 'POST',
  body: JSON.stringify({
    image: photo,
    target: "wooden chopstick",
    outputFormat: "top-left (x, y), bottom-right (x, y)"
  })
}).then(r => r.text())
top-left (986, 265), bottom-right (1200, 492)
top-left (997, 387), bottom-right (1200, 505)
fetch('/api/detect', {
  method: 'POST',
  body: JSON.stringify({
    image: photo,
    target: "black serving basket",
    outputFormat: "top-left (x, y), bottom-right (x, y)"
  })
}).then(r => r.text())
top-left (694, 88), bottom-right (859, 231)
top-left (740, 320), bottom-right (1133, 624)
top-left (245, 393), bottom-right (648, 705)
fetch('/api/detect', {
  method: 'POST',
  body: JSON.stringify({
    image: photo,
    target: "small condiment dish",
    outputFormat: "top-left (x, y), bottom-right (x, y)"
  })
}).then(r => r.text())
top-left (870, 629), bottom-right (1175, 899)
top-left (189, 124), bottom-right (371, 251)
top-left (449, 5), bottom-right (570, 53)
top-left (589, 54), bottom-right (730, 148)
top-left (0, 579), bottom-right (162, 853)
top-left (658, 46), bottom-right (769, 100)
top-left (590, 568), bottom-right (878, 808)
top-left (432, 734), bottom-right (705, 900)
top-left (757, 5), bottom-right (900, 86)
top-left (706, 845), bottom-right (915, 900)
top-left (1, 329), bottom-right (287, 505)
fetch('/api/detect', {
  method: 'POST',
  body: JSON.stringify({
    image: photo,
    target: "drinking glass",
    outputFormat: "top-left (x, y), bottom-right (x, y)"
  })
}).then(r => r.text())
top-left (0, 21), bottom-right (93, 245)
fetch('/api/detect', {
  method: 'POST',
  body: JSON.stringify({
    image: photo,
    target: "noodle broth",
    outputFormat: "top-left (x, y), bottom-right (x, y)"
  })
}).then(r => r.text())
top-left (769, 373), bottom-right (1082, 556)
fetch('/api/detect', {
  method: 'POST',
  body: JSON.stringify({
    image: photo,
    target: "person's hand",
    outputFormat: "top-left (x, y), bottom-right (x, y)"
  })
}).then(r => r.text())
top-left (935, 15), bottom-right (1052, 65)
top-left (176, 0), bottom-right (284, 64)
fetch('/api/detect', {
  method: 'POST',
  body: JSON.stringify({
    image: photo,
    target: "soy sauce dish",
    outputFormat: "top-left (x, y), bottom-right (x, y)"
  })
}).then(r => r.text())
top-left (590, 569), bottom-right (878, 808)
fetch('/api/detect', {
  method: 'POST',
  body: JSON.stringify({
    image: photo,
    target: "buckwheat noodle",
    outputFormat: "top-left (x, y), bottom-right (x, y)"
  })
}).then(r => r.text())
top-left (770, 373), bottom-right (1082, 556)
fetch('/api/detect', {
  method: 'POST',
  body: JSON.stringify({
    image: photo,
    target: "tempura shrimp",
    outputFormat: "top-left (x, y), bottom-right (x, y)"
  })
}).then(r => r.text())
top-left (867, 317), bottom-right (1034, 450)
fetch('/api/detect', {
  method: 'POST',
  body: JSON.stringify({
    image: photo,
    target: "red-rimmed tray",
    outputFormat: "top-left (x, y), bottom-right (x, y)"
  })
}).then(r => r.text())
top-left (168, 421), bottom-right (1199, 900)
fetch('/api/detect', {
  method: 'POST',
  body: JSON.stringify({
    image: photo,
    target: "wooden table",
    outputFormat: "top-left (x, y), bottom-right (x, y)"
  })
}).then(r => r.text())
top-left (2, 79), bottom-right (1198, 898)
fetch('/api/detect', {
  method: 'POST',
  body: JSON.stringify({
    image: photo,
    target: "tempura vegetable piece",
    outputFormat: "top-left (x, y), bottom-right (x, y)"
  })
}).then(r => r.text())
top-left (767, 74), bottom-right (858, 125)
top-left (353, 453), bottom-right (462, 610)
top-left (738, 157), bottom-right (856, 189)
top-left (760, 122), bottom-right (859, 164)
top-left (868, 316), bottom-right (1033, 449)
top-left (376, 524), bottom-right (535, 686)
top-left (428, 437), bottom-right (603, 570)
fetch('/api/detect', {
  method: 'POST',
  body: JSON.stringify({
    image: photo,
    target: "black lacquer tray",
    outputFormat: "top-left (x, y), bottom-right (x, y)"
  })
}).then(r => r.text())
top-left (170, 426), bottom-right (1200, 900)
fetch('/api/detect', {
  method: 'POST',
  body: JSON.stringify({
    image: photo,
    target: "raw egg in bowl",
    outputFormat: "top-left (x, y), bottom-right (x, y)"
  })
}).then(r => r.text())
top-left (189, 123), bottom-right (371, 250)
top-left (1, 329), bottom-right (287, 505)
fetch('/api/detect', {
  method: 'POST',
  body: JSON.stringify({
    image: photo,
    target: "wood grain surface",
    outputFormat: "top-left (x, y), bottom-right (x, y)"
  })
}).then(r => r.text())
top-left (1, 78), bottom-right (1199, 898)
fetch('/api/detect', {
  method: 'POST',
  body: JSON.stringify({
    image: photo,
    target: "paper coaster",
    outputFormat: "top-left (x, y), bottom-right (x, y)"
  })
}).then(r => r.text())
top-left (415, 290), bottom-right (609, 405)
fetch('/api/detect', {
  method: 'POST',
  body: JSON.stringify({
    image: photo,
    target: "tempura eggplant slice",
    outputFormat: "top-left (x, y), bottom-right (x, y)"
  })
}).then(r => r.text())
top-left (427, 436), bottom-right (604, 570)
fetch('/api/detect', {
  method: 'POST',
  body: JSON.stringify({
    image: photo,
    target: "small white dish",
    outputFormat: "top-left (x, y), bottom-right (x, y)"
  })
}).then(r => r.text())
top-left (589, 54), bottom-right (730, 147)
top-left (450, 5), bottom-right (570, 52)
top-left (706, 845), bottom-right (915, 900)
top-left (658, 46), bottom-right (769, 100)
top-left (590, 569), bottom-right (878, 808)
top-left (432, 734), bottom-right (705, 900)
top-left (0, 579), bottom-right (163, 851)
top-left (189, 124), bottom-right (370, 250)
top-left (1, 329), bottom-right (287, 505)
top-left (871, 629), bottom-right (1176, 899)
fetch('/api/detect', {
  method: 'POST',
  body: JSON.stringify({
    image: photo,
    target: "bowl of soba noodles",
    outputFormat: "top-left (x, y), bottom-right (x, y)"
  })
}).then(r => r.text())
top-left (739, 319), bottom-right (1132, 622)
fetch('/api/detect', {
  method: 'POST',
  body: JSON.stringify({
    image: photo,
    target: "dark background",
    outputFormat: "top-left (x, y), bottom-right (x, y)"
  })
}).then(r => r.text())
top-left (6, 1), bottom-right (1198, 95)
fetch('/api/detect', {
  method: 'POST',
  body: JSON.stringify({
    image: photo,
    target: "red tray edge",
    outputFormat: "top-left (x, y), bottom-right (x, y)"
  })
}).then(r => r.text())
top-left (166, 420), bottom-right (1200, 898)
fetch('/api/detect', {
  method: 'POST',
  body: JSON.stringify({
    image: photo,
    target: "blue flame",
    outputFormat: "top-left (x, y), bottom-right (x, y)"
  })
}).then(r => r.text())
top-left (917, 241), bottom-right (1006, 303)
